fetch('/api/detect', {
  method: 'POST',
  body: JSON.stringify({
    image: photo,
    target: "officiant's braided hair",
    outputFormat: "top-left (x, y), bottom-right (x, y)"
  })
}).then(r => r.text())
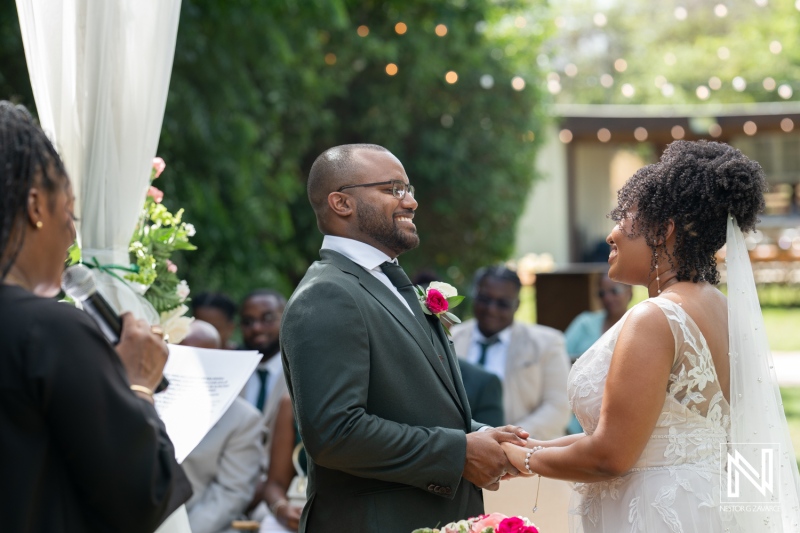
top-left (609, 140), bottom-right (766, 285)
top-left (0, 101), bottom-right (66, 281)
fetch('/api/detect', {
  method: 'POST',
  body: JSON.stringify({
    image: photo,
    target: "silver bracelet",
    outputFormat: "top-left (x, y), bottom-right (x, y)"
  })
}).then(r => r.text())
top-left (524, 445), bottom-right (545, 474)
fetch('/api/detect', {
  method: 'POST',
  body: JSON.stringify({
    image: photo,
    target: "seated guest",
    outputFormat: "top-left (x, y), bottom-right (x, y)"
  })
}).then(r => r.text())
top-left (192, 292), bottom-right (239, 349)
top-left (180, 321), bottom-right (264, 533)
top-left (457, 359), bottom-right (505, 427)
top-left (564, 275), bottom-right (633, 360)
top-left (451, 265), bottom-right (571, 440)
top-left (263, 395), bottom-right (306, 532)
top-left (0, 101), bottom-right (191, 532)
top-left (563, 275), bottom-right (633, 433)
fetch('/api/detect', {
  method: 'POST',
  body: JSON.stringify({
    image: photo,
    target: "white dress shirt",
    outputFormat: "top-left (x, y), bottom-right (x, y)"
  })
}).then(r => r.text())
top-left (242, 353), bottom-right (284, 411)
top-left (321, 235), bottom-right (413, 314)
top-left (463, 324), bottom-right (513, 380)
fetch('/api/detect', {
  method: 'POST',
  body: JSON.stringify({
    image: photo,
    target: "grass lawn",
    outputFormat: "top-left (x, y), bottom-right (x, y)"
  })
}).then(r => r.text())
top-left (780, 387), bottom-right (800, 461)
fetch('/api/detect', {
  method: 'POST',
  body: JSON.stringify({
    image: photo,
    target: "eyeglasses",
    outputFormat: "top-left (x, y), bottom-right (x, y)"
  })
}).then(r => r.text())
top-left (337, 180), bottom-right (415, 200)
top-left (598, 286), bottom-right (627, 298)
top-left (474, 294), bottom-right (517, 310)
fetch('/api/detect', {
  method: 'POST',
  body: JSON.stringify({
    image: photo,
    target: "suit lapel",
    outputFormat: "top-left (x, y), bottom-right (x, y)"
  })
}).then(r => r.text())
top-left (321, 250), bottom-right (465, 414)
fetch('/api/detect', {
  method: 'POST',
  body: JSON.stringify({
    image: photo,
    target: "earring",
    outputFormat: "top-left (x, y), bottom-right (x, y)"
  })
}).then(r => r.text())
top-left (35, 221), bottom-right (43, 229)
top-left (654, 249), bottom-right (661, 294)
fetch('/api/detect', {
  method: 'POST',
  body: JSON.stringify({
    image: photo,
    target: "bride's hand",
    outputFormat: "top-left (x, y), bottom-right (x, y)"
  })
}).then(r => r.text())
top-left (500, 442), bottom-right (537, 477)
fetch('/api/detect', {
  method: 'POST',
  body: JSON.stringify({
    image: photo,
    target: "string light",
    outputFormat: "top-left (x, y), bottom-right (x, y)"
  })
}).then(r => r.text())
top-left (445, 71), bottom-right (458, 84)
top-left (763, 77), bottom-right (776, 91)
top-left (778, 85), bottom-right (793, 99)
top-left (597, 128), bottom-right (611, 142)
top-left (600, 74), bottom-right (614, 88)
top-left (435, 24), bottom-right (448, 37)
top-left (357, 25), bottom-right (369, 37)
top-left (621, 83), bottom-right (635, 98)
top-left (674, 7), bottom-right (688, 20)
top-left (743, 121), bottom-right (758, 136)
top-left (714, 4), bottom-right (728, 17)
top-left (634, 127), bottom-right (648, 141)
top-left (547, 79), bottom-right (562, 94)
top-left (770, 41), bottom-right (782, 54)
top-left (718, 47), bottom-right (730, 60)
top-left (480, 75), bottom-right (494, 89)
top-left (614, 59), bottom-right (628, 72)
top-left (511, 76), bottom-right (526, 91)
top-left (594, 13), bottom-right (607, 27)
top-left (662, 83), bottom-right (675, 97)
top-left (781, 118), bottom-right (794, 132)
top-left (671, 125), bottom-right (685, 139)
top-left (385, 63), bottom-right (398, 76)
top-left (565, 63), bottom-right (578, 77)
top-left (732, 77), bottom-right (747, 92)
top-left (324, 53), bottom-right (337, 65)
top-left (709, 123), bottom-right (722, 137)
top-left (559, 129), bottom-right (573, 143)
top-left (696, 86), bottom-right (710, 100)
top-left (709, 76), bottom-right (722, 90)
top-left (395, 22), bottom-right (407, 35)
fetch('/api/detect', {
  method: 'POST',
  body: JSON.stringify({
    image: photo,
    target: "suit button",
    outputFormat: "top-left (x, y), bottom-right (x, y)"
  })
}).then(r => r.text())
top-left (427, 484), bottom-right (436, 492)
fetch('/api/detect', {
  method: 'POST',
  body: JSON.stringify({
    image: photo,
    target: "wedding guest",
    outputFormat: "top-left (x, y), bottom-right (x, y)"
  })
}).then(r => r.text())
top-left (451, 266), bottom-right (571, 440)
top-left (180, 321), bottom-right (264, 533)
top-left (192, 291), bottom-right (239, 349)
top-left (563, 275), bottom-right (633, 433)
top-left (0, 101), bottom-right (191, 531)
top-left (262, 394), bottom-right (306, 532)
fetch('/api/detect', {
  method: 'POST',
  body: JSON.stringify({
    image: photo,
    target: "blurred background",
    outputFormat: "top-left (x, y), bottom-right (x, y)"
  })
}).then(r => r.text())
top-left (2, 0), bottom-right (800, 454)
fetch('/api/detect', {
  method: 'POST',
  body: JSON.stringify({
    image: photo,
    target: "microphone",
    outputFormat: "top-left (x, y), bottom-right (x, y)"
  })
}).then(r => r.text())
top-left (62, 264), bottom-right (169, 393)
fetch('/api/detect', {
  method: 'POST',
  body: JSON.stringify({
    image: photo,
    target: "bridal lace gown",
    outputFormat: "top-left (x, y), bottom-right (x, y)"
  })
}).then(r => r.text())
top-left (567, 297), bottom-right (741, 533)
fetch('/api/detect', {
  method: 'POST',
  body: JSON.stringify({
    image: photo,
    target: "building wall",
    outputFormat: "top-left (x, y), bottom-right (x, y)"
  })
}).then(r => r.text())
top-left (514, 124), bottom-right (570, 264)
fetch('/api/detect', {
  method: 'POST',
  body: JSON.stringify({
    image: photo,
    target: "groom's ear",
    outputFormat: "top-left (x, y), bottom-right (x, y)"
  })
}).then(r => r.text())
top-left (327, 191), bottom-right (355, 218)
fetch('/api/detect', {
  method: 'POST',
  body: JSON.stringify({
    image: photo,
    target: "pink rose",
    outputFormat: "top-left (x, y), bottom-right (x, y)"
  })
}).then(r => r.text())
top-left (167, 260), bottom-right (178, 273)
top-left (497, 517), bottom-right (538, 533)
top-left (425, 288), bottom-right (449, 314)
top-left (470, 513), bottom-right (506, 532)
top-left (147, 186), bottom-right (163, 203)
top-left (152, 157), bottom-right (166, 179)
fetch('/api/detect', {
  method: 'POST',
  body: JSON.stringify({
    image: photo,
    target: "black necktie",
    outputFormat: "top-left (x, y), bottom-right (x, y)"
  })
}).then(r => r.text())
top-left (255, 368), bottom-right (269, 411)
top-left (477, 335), bottom-right (501, 367)
top-left (380, 261), bottom-right (427, 329)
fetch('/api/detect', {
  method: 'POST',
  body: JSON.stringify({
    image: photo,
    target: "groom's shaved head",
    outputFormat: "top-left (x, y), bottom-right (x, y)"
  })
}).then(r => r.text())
top-left (307, 143), bottom-right (389, 216)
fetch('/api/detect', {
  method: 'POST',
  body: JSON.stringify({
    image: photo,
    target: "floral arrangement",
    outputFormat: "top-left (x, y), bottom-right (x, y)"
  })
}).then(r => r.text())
top-left (124, 157), bottom-right (196, 342)
top-left (412, 513), bottom-right (538, 533)
top-left (415, 281), bottom-right (464, 335)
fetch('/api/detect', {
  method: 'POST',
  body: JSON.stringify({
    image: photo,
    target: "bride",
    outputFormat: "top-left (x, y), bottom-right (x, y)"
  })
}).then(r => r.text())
top-left (503, 140), bottom-right (800, 531)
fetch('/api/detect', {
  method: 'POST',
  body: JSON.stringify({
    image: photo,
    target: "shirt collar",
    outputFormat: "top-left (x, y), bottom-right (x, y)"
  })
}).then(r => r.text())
top-left (472, 322), bottom-right (513, 345)
top-left (321, 235), bottom-right (396, 272)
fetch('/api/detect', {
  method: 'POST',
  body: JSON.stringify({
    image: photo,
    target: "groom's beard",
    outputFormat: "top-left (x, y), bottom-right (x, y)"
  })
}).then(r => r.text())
top-left (356, 202), bottom-right (419, 255)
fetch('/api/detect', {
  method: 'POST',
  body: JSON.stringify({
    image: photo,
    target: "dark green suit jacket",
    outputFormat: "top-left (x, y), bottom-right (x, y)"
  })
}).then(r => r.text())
top-left (281, 249), bottom-right (484, 532)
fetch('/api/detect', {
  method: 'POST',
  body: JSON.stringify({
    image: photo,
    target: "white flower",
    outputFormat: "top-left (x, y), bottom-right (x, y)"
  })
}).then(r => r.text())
top-left (129, 281), bottom-right (150, 296)
top-left (176, 280), bottom-right (190, 302)
top-left (160, 304), bottom-right (193, 344)
top-left (428, 281), bottom-right (457, 298)
top-left (184, 223), bottom-right (196, 237)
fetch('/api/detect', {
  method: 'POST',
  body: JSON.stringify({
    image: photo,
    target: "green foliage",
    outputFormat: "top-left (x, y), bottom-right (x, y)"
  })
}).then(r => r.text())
top-left (545, 0), bottom-right (800, 105)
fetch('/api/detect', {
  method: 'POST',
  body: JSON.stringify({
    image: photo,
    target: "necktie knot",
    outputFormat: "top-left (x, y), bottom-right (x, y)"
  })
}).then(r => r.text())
top-left (380, 261), bottom-right (413, 289)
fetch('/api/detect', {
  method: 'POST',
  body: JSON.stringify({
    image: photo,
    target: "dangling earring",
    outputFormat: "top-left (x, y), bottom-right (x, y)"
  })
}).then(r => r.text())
top-left (654, 249), bottom-right (661, 294)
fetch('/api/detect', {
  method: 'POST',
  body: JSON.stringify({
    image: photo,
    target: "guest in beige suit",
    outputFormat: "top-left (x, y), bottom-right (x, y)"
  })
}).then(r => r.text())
top-left (451, 266), bottom-right (571, 440)
top-left (180, 321), bottom-right (265, 533)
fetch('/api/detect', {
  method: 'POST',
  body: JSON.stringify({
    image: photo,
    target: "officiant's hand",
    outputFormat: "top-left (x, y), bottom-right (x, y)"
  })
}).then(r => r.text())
top-left (463, 426), bottom-right (528, 491)
top-left (116, 313), bottom-right (169, 393)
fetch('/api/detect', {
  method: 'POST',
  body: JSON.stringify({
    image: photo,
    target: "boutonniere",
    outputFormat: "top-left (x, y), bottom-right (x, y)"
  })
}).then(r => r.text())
top-left (414, 281), bottom-right (464, 336)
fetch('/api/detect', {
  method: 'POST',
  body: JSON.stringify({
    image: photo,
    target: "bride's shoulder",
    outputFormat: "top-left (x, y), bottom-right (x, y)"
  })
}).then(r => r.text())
top-left (617, 299), bottom-right (674, 338)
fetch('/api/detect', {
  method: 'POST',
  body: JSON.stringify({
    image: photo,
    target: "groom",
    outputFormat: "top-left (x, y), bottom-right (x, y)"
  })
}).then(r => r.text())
top-left (281, 144), bottom-right (528, 532)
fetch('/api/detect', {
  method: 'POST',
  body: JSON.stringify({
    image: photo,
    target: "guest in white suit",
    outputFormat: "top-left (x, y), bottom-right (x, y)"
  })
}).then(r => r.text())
top-left (179, 321), bottom-right (265, 533)
top-left (451, 266), bottom-right (571, 440)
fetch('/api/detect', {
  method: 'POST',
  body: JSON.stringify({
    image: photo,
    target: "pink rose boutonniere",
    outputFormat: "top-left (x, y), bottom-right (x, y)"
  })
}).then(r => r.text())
top-left (415, 281), bottom-right (464, 335)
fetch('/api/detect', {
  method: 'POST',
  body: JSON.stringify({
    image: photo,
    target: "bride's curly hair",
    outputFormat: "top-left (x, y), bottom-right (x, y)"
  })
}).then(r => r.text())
top-left (609, 140), bottom-right (767, 285)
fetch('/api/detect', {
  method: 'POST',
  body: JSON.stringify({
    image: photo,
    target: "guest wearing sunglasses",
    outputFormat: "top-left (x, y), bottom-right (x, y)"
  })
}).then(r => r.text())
top-left (563, 275), bottom-right (633, 433)
top-left (451, 266), bottom-right (571, 440)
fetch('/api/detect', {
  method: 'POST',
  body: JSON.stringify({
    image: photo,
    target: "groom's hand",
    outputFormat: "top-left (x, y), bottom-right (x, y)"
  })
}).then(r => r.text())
top-left (463, 426), bottom-right (528, 491)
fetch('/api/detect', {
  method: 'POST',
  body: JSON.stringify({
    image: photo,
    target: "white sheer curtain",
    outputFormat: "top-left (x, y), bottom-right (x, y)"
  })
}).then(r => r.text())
top-left (16, 0), bottom-right (181, 323)
top-left (16, 2), bottom-right (191, 531)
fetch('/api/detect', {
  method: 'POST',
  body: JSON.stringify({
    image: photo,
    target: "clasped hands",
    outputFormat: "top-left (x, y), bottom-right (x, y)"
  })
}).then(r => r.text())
top-left (463, 425), bottom-right (537, 491)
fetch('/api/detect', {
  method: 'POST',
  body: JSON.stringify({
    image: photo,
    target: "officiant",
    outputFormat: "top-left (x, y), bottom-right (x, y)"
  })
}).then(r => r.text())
top-left (0, 102), bottom-right (192, 532)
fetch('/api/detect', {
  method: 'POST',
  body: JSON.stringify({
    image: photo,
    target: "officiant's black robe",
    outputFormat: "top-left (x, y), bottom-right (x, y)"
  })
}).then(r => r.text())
top-left (0, 284), bottom-right (191, 532)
